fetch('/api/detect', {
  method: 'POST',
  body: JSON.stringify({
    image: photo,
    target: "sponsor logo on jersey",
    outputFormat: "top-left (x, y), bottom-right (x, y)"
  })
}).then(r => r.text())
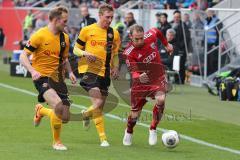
top-left (43, 50), bottom-right (58, 56)
top-left (143, 52), bottom-right (157, 63)
top-left (90, 40), bottom-right (107, 47)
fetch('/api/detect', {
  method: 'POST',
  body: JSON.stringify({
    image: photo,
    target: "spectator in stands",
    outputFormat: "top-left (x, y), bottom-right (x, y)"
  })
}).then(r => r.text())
top-left (204, 10), bottom-right (222, 75)
top-left (23, 10), bottom-right (33, 37)
top-left (90, 0), bottom-right (101, 8)
top-left (14, 0), bottom-right (26, 6)
top-left (177, 0), bottom-right (195, 8)
top-left (183, 13), bottom-right (194, 56)
top-left (114, 14), bottom-right (125, 71)
top-left (159, 28), bottom-right (178, 70)
top-left (71, 0), bottom-right (81, 8)
top-left (192, 12), bottom-right (204, 30)
top-left (122, 12), bottom-right (137, 49)
top-left (183, 13), bottom-right (192, 29)
top-left (0, 28), bottom-right (5, 48)
top-left (155, 12), bottom-right (171, 37)
top-left (208, 0), bottom-right (222, 7)
top-left (16, 25), bottom-right (35, 50)
top-left (166, 28), bottom-right (179, 55)
top-left (113, 14), bottom-right (125, 39)
top-left (155, 12), bottom-right (171, 51)
top-left (79, 5), bottom-right (97, 30)
top-left (192, 11), bottom-right (205, 44)
top-left (24, 26), bottom-right (34, 40)
top-left (165, 0), bottom-right (178, 9)
top-left (190, 0), bottom-right (208, 10)
top-left (105, 0), bottom-right (121, 8)
top-left (171, 10), bottom-right (191, 84)
top-left (68, 27), bottom-right (79, 55)
top-left (35, 12), bottom-right (48, 30)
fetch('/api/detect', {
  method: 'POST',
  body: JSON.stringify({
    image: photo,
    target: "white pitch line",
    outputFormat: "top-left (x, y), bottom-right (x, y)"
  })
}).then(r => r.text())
top-left (1, 82), bottom-right (240, 155)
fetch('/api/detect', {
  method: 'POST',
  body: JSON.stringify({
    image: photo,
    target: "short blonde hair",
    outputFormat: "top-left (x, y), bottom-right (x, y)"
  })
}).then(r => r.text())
top-left (98, 3), bottom-right (113, 15)
top-left (49, 6), bottom-right (68, 21)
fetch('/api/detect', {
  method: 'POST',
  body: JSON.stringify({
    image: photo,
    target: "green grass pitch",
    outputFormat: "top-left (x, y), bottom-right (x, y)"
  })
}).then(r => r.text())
top-left (0, 50), bottom-right (240, 160)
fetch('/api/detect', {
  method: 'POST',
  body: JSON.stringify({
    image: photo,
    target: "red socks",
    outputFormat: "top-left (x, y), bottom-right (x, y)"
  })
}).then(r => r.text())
top-left (150, 103), bottom-right (165, 130)
top-left (127, 116), bottom-right (138, 134)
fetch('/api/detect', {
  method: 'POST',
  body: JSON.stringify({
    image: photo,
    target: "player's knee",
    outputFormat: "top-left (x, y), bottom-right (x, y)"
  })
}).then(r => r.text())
top-left (62, 114), bottom-right (70, 123)
top-left (156, 95), bottom-right (165, 106)
top-left (156, 99), bottom-right (164, 106)
top-left (51, 111), bottom-right (62, 124)
top-left (54, 102), bottom-right (64, 118)
top-left (62, 106), bottom-right (70, 123)
top-left (130, 111), bottom-right (140, 119)
top-left (94, 98), bottom-right (105, 109)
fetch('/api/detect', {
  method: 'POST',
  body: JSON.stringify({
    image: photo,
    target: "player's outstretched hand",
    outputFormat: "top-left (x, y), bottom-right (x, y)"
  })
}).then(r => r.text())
top-left (69, 72), bottom-right (77, 84)
top-left (31, 70), bottom-right (41, 81)
top-left (84, 52), bottom-right (96, 63)
top-left (139, 72), bottom-right (149, 83)
top-left (111, 67), bottom-right (119, 80)
top-left (166, 43), bottom-right (173, 55)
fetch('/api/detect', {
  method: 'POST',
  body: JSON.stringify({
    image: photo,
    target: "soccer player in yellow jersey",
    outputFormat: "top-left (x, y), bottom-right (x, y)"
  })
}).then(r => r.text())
top-left (20, 6), bottom-right (77, 150)
top-left (73, 4), bottom-right (121, 147)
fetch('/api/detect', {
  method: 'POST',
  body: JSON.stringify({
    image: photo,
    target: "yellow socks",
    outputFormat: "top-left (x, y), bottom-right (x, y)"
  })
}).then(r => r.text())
top-left (92, 107), bottom-right (107, 142)
top-left (39, 106), bottom-right (62, 144)
top-left (39, 107), bottom-right (52, 117)
top-left (84, 106), bottom-right (94, 117)
top-left (50, 111), bottom-right (62, 144)
top-left (83, 106), bottom-right (107, 142)
top-left (93, 113), bottom-right (107, 142)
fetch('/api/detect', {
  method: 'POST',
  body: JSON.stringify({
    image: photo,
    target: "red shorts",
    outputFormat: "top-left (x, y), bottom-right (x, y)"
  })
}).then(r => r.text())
top-left (130, 78), bottom-right (167, 112)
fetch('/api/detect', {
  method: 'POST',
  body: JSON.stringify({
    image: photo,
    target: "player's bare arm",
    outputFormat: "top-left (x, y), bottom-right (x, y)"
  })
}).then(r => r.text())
top-left (64, 58), bottom-right (77, 84)
top-left (20, 51), bottom-right (41, 80)
top-left (111, 54), bottom-right (119, 79)
top-left (154, 28), bottom-right (173, 54)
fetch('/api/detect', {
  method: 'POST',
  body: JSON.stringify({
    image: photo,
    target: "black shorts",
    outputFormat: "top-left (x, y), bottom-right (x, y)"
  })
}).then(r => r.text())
top-left (33, 77), bottom-right (70, 105)
top-left (79, 72), bottom-right (110, 96)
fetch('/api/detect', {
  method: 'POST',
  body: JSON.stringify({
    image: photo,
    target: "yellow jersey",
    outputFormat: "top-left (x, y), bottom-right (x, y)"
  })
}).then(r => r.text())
top-left (75, 23), bottom-right (120, 77)
top-left (24, 26), bottom-right (70, 77)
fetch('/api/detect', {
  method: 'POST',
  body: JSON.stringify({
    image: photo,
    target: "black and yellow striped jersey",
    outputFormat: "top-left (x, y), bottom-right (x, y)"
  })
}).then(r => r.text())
top-left (75, 23), bottom-right (120, 77)
top-left (24, 26), bottom-right (70, 77)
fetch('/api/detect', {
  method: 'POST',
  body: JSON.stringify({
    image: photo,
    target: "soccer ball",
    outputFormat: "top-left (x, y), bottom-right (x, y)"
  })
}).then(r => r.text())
top-left (162, 130), bottom-right (180, 148)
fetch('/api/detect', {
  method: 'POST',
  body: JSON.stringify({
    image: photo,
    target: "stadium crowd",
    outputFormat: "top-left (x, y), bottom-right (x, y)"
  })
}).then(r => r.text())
top-left (10, 0), bottom-right (224, 84)
top-left (14, 0), bottom-right (223, 9)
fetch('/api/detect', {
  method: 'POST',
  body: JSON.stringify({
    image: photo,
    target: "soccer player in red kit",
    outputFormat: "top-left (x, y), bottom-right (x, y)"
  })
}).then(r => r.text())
top-left (122, 24), bottom-right (173, 146)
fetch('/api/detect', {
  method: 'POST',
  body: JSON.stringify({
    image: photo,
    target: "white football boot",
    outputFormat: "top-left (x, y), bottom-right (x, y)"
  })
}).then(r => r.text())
top-left (100, 140), bottom-right (110, 147)
top-left (52, 143), bottom-right (67, 151)
top-left (123, 129), bottom-right (133, 146)
top-left (149, 129), bottom-right (157, 145)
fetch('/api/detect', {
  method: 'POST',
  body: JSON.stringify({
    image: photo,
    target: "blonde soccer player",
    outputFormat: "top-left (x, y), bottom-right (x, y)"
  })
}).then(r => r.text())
top-left (73, 4), bottom-right (121, 147)
top-left (20, 6), bottom-right (76, 150)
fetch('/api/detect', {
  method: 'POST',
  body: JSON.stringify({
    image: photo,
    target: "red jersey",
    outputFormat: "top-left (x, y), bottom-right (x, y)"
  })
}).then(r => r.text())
top-left (123, 28), bottom-right (168, 92)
